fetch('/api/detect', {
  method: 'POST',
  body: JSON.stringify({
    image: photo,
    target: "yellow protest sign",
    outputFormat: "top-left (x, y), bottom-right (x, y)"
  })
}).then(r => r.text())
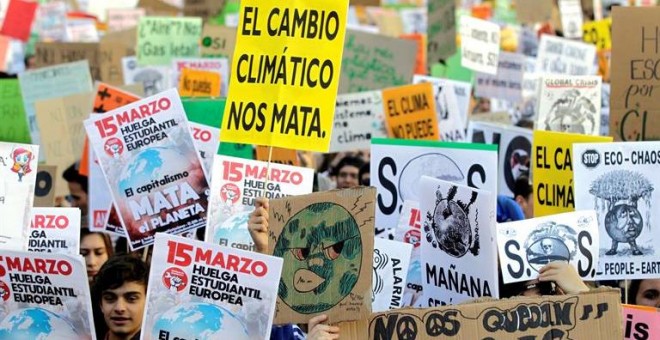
top-left (582, 18), bottom-right (611, 51)
top-left (178, 68), bottom-right (221, 97)
top-left (533, 130), bottom-right (611, 217)
top-left (382, 83), bottom-right (439, 140)
top-left (220, 0), bottom-right (349, 152)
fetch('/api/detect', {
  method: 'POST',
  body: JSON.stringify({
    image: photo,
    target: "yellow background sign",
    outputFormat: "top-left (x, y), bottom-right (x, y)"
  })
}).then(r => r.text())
top-left (382, 83), bottom-right (439, 140)
top-left (582, 18), bottom-right (611, 51)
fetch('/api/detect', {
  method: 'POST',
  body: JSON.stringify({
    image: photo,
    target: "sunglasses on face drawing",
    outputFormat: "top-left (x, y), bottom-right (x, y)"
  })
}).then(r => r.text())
top-left (288, 235), bottom-right (360, 262)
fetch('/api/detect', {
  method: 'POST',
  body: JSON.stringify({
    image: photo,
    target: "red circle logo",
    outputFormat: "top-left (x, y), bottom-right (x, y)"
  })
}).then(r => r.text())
top-left (404, 229), bottom-right (422, 248)
top-left (0, 281), bottom-right (10, 301)
top-left (162, 267), bottom-right (188, 292)
top-left (104, 138), bottom-right (124, 157)
top-left (220, 183), bottom-right (241, 204)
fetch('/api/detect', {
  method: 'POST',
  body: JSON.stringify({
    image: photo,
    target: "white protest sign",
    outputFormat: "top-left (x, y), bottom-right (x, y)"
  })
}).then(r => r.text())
top-left (188, 122), bottom-right (220, 176)
top-left (559, 0), bottom-right (584, 39)
top-left (65, 18), bottom-right (99, 42)
top-left (27, 208), bottom-right (80, 255)
top-left (370, 138), bottom-right (498, 237)
top-left (497, 210), bottom-right (599, 284)
top-left (122, 56), bottom-right (170, 96)
top-left (460, 16), bottom-right (500, 75)
top-left (600, 83), bottom-right (610, 137)
top-left (372, 238), bottom-right (412, 312)
top-left (205, 155), bottom-right (314, 248)
top-left (88, 146), bottom-right (114, 232)
top-left (513, 56), bottom-right (540, 124)
top-left (141, 233), bottom-right (283, 340)
top-left (475, 52), bottom-right (525, 102)
top-left (518, 27), bottom-right (539, 57)
top-left (536, 75), bottom-right (602, 135)
top-left (36, 1), bottom-right (67, 42)
top-left (413, 75), bottom-right (469, 142)
top-left (574, 142), bottom-right (660, 280)
top-left (84, 88), bottom-right (210, 250)
top-left (330, 91), bottom-right (387, 152)
top-left (419, 176), bottom-right (498, 306)
top-left (536, 35), bottom-right (596, 76)
top-left (0, 142), bottom-right (39, 251)
top-left (0, 251), bottom-right (95, 338)
top-left (107, 8), bottom-right (145, 32)
top-left (394, 200), bottom-right (424, 307)
top-left (171, 58), bottom-right (229, 97)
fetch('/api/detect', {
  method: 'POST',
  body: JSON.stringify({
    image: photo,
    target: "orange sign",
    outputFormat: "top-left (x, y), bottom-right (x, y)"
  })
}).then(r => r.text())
top-left (178, 68), bottom-right (221, 98)
top-left (382, 83), bottom-right (439, 140)
top-left (255, 146), bottom-right (300, 167)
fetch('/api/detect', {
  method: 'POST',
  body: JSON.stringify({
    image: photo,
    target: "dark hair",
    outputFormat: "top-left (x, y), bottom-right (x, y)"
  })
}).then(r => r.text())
top-left (513, 176), bottom-right (532, 199)
top-left (332, 156), bottom-right (365, 177)
top-left (62, 162), bottom-right (88, 193)
top-left (628, 280), bottom-right (642, 304)
top-left (80, 228), bottom-right (114, 258)
top-left (359, 162), bottom-right (370, 186)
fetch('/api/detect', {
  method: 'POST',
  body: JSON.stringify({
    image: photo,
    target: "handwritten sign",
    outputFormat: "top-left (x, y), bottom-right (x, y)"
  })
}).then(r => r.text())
top-left (200, 24), bottom-right (237, 63)
top-left (0, 0), bottom-right (38, 41)
top-left (0, 79), bottom-right (30, 143)
top-left (330, 91), bottom-right (386, 152)
top-left (137, 16), bottom-right (202, 65)
top-left (34, 42), bottom-right (101, 79)
top-left (475, 51), bottom-right (524, 102)
top-left (460, 16), bottom-right (500, 75)
top-left (221, 0), bottom-right (349, 152)
top-left (427, 0), bottom-right (456, 63)
top-left (172, 57), bottom-right (228, 96)
top-left (107, 8), bottom-right (146, 32)
top-left (623, 305), bottom-right (660, 340)
top-left (178, 68), bottom-right (221, 97)
top-left (383, 83), bottom-right (439, 141)
top-left (536, 35), bottom-right (596, 76)
top-left (99, 28), bottom-right (138, 86)
top-left (412, 76), bottom-right (467, 142)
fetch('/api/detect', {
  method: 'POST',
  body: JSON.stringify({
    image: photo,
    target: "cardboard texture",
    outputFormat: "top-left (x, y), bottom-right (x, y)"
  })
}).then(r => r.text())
top-left (268, 187), bottom-right (375, 324)
top-left (610, 7), bottom-right (660, 141)
top-left (34, 42), bottom-right (101, 80)
top-left (99, 28), bottom-right (138, 85)
top-left (200, 24), bottom-right (237, 63)
top-left (516, 0), bottom-right (554, 24)
top-left (427, 0), bottom-right (456, 63)
top-left (33, 165), bottom-right (57, 207)
top-left (183, 0), bottom-right (226, 18)
top-left (338, 288), bottom-right (624, 339)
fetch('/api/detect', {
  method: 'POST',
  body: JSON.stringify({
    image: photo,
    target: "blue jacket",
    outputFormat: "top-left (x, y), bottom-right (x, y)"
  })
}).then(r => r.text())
top-left (496, 195), bottom-right (525, 223)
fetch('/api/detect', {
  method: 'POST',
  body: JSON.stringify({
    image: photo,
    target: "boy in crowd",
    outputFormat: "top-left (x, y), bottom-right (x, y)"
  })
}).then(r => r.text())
top-left (333, 156), bottom-right (365, 189)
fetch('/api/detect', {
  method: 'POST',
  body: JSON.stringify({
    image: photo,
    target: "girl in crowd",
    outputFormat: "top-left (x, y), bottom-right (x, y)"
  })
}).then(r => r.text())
top-left (628, 279), bottom-right (660, 308)
top-left (80, 228), bottom-right (114, 283)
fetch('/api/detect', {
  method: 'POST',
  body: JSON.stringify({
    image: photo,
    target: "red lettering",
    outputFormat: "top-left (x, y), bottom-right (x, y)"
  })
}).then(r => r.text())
top-left (32, 215), bottom-right (69, 229)
top-left (226, 254), bottom-right (240, 272)
top-left (2, 257), bottom-right (72, 275)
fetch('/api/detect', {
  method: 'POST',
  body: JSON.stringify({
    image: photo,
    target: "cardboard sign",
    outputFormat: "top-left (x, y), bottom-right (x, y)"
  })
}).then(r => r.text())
top-left (330, 91), bottom-right (387, 152)
top-left (0, 0), bottom-right (38, 41)
top-left (427, 0), bottom-right (456, 63)
top-left (107, 8), bottom-right (146, 32)
top-left (419, 177), bottom-right (498, 305)
top-left (610, 7), bottom-right (660, 141)
top-left (34, 42), bottom-right (101, 80)
top-left (141, 233), bottom-right (283, 340)
top-left (468, 121), bottom-right (533, 198)
top-left (460, 16), bottom-right (500, 75)
top-left (84, 88), bottom-right (210, 250)
top-left (178, 68), bottom-right (221, 97)
top-left (383, 83), bottom-right (439, 141)
top-left (268, 187), bottom-right (375, 324)
top-left (574, 142), bottom-right (660, 280)
top-left (623, 305), bottom-right (660, 340)
top-left (0, 142), bottom-right (39, 251)
top-left (33, 165), bottom-right (57, 208)
top-left (497, 210), bottom-right (599, 284)
top-left (221, 0), bottom-right (348, 153)
top-left (583, 18), bottom-right (612, 51)
top-left (200, 24), bottom-right (237, 62)
top-left (400, 33), bottom-right (426, 75)
top-left (255, 146), bottom-right (299, 167)
top-left (27, 208), bottom-right (81, 255)
top-left (412, 76), bottom-right (467, 142)
top-left (137, 16), bottom-right (202, 65)
top-left (0, 251), bottom-right (96, 338)
top-left (394, 200), bottom-right (423, 307)
top-left (0, 79), bottom-right (30, 143)
top-left (36, 1), bottom-right (67, 42)
top-left (559, 0), bottom-right (584, 39)
top-left (183, 0), bottom-right (226, 18)
top-left (371, 138), bottom-right (498, 236)
top-left (475, 51), bottom-right (525, 102)
top-left (536, 35), bottom-right (596, 76)
top-left (532, 130), bottom-right (611, 217)
top-left (204, 155), bottom-right (314, 247)
top-left (339, 288), bottom-right (623, 340)
top-left (372, 238), bottom-right (412, 313)
top-left (172, 57), bottom-right (229, 96)
top-left (536, 75), bottom-right (602, 135)
top-left (99, 28), bottom-right (138, 86)
top-left (18, 60), bottom-right (93, 159)
top-left (122, 55), bottom-right (170, 96)
top-left (339, 30), bottom-right (417, 94)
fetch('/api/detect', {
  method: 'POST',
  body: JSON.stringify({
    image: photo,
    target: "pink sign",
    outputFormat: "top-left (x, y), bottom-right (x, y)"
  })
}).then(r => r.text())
top-left (623, 304), bottom-right (660, 340)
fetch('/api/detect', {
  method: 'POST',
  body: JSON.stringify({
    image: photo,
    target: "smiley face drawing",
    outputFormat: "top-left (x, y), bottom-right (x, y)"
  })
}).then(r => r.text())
top-left (273, 202), bottom-right (363, 314)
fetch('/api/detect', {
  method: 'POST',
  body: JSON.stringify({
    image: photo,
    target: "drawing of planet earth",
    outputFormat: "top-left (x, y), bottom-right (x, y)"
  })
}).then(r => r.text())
top-left (0, 307), bottom-right (80, 339)
top-left (118, 147), bottom-right (188, 196)
top-left (152, 302), bottom-right (250, 339)
top-left (399, 153), bottom-right (464, 202)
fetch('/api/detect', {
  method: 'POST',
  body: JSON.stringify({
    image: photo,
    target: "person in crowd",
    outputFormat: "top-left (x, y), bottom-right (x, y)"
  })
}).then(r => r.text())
top-left (359, 162), bottom-right (370, 186)
top-left (628, 279), bottom-right (660, 308)
top-left (91, 255), bottom-right (148, 340)
top-left (63, 162), bottom-right (89, 227)
top-left (332, 156), bottom-right (365, 189)
top-left (500, 261), bottom-right (590, 298)
top-left (513, 176), bottom-right (534, 219)
top-left (80, 228), bottom-right (113, 284)
top-left (496, 195), bottom-right (525, 223)
top-left (248, 197), bottom-right (341, 340)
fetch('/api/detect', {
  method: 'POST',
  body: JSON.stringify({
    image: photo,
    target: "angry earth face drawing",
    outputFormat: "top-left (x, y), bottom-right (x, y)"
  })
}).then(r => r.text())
top-left (273, 202), bottom-right (363, 314)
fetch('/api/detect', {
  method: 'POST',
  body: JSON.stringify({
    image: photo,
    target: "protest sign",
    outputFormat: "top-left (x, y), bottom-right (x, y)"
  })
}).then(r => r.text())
top-left (400, 33), bottom-right (426, 75)
top-left (330, 91), bottom-right (386, 152)
top-left (0, 251), bottom-right (95, 338)
top-left (412, 76), bottom-right (466, 142)
top-left (372, 238), bottom-right (412, 313)
top-left (536, 35), bottom-right (597, 76)
top-left (84, 88), bottom-right (210, 250)
top-left (107, 8), bottom-right (146, 32)
top-left (27, 208), bottom-right (81, 256)
top-left (623, 305), bottom-right (660, 340)
top-left (205, 155), bottom-right (314, 248)
top-left (183, 0), bottom-right (226, 18)
top-left (468, 121), bottom-right (533, 197)
top-left (427, 0), bottom-right (456, 64)
top-left (141, 233), bottom-right (282, 339)
top-left (414, 76), bottom-right (471, 129)
top-left (99, 28), bottom-right (138, 86)
top-left (574, 142), bottom-right (660, 280)
top-left (600, 83), bottom-right (611, 136)
top-left (475, 51), bottom-right (524, 102)
top-left (33, 165), bottom-right (57, 208)
top-left (178, 68), bottom-right (221, 97)
top-left (0, 142), bottom-right (38, 251)
top-left (65, 19), bottom-right (99, 43)
top-left (172, 57), bottom-right (228, 96)
top-left (36, 1), bottom-right (67, 42)
top-left (18, 60), bottom-right (93, 160)
top-left (0, 0), bottom-right (38, 41)
top-left (255, 146), bottom-right (299, 166)
top-left (394, 200), bottom-right (423, 307)
top-left (122, 55), bottom-right (170, 96)
top-left (0, 36), bottom-right (9, 70)
top-left (382, 83), bottom-right (439, 141)
top-left (497, 210), bottom-right (599, 284)
top-left (583, 18), bottom-right (612, 51)
top-left (87, 0), bottom-right (137, 22)
top-left (536, 75), bottom-right (602, 135)
top-left (34, 42), bottom-right (101, 80)
top-left (371, 138), bottom-right (498, 237)
top-left (518, 27), bottom-right (539, 57)
top-left (137, 16), bottom-right (202, 65)
top-left (610, 7), bottom-right (660, 141)
top-left (459, 16), bottom-right (500, 75)
top-left (200, 24), bottom-right (237, 62)
top-left (0, 79), bottom-right (30, 143)
top-left (532, 130), bottom-right (611, 217)
top-left (513, 56), bottom-right (540, 124)
top-left (268, 187), bottom-right (375, 324)
top-left (339, 288), bottom-right (623, 340)
top-left (339, 30), bottom-right (417, 94)
top-left (559, 0), bottom-right (584, 39)
top-left (419, 176), bottom-right (497, 306)
top-left (221, 0), bottom-right (349, 152)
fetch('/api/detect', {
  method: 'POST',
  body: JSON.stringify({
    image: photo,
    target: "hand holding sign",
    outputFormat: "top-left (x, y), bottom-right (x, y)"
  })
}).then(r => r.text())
top-left (538, 261), bottom-right (590, 295)
top-left (248, 197), bottom-right (269, 253)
